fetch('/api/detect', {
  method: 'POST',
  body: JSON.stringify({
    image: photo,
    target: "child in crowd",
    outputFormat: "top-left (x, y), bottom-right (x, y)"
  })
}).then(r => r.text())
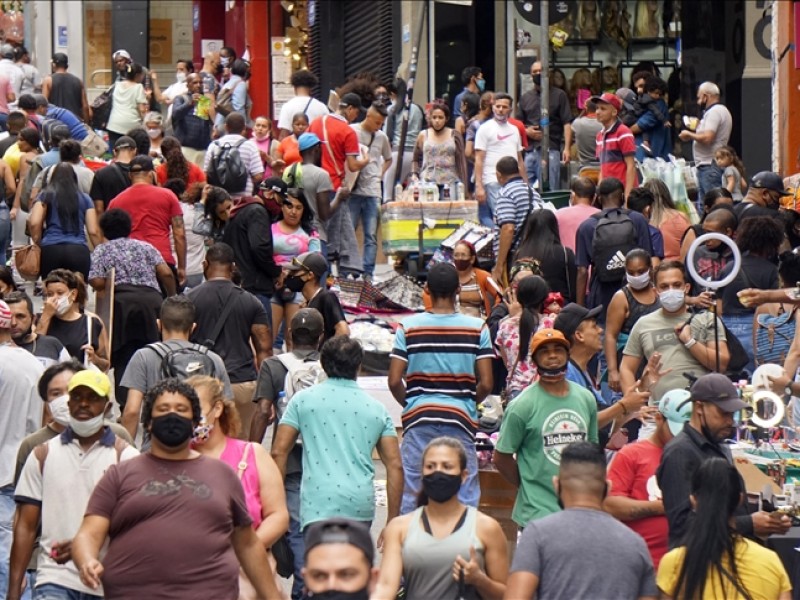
top-left (541, 291), bottom-right (564, 328)
top-left (715, 145), bottom-right (747, 202)
top-left (619, 77), bottom-right (670, 156)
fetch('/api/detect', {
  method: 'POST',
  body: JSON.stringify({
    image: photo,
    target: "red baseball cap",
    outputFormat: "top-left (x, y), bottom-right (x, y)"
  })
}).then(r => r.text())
top-left (590, 92), bottom-right (622, 112)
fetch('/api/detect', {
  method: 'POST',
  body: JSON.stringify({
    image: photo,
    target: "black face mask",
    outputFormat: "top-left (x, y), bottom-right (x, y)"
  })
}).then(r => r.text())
top-left (532, 74), bottom-right (542, 87)
top-left (308, 589), bottom-right (369, 600)
top-left (285, 275), bottom-right (306, 293)
top-left (150, 413), bottom-right (194, 447)
top-left (422, 471), bottom-right (462, 503)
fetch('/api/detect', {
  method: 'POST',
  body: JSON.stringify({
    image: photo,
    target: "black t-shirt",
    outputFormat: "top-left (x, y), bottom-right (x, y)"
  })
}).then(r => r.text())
top-left (533, 245), bottom-right (577, 303)
top-left (733, 202), bottom-right (777, 222)
top-left (46, 314), bottom-right (102, 362)
top-left (90, 162), bottom-right (131, 210)
top-left (0, 133), bottom-right (17, 158)
top-left (187, 279), bottom-right (269, 383)
top-left (719, 254), bottom-right (779, 315)
top-left (17, 333), bottom-right (66, 365)
top-left (308, 289), bottom-right (347, 345)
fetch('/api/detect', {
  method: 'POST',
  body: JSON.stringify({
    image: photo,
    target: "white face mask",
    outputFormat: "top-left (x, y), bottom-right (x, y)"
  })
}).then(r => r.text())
top-left (659, 289), bottom-right (685, 312)
top-left (69, 405), bottom-right (108, 437)
top-left (626, 272), bottom-right (651, 290)
top-left (176, 71), bottom-right (187, 84)
top-left (147, 128), bottom-right (162, 139)
top-left (48, 394), bottom-right (71, 427)
top-left (55, 295), bottom-right (72, 316)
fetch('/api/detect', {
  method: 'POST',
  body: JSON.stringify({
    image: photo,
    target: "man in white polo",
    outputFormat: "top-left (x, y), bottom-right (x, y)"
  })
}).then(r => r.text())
top-left (8, 371), bottom-right (138, 600)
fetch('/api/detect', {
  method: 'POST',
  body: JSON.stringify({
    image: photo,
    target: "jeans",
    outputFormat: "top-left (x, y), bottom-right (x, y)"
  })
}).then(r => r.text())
top-left (696, 163), bottom-right (723, 210)
top-left (400, 424), bottom-right (480, 514)
top-left (34, 584), bottom-right (100, 600)
top-left (284, 472), bottom-right (305, 600)
top-left (0, 203), bottom-right (10, 265)
top-left (722, 313), bottom-right (755, 375)
top-left (252, 294), bottom-right (274, 329)
top-left (478, 181), bottom-right (502, 228)
top-left (0, 485), bottom-right (31, 600)
top-left (348, 195), bottom-right (380, 276)
top-left (525, 148), bottom-right (562, 191)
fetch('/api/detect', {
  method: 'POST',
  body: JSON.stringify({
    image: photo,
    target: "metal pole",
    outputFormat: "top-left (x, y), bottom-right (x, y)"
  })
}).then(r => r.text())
top-left (392, 1), bottom-right (429, 201)
top-left (539, 1), bottom-right (550, 192)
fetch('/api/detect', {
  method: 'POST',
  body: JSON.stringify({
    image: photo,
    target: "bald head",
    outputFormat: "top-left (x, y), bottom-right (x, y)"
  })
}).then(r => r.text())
top-left (698, 81), bottom-right (720, 98)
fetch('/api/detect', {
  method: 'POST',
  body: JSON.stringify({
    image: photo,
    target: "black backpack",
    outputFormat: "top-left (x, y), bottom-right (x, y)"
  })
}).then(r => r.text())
top-left (147, 342), bottom-right (218, 380)
top-left (591, 208), bottom-right (638, 283)
top-left (207, 138), bottom-right (248, 193)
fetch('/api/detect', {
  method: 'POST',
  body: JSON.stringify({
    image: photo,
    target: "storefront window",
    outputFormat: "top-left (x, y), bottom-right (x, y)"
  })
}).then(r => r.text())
top-left (84, 0), bottom-right (112, 90)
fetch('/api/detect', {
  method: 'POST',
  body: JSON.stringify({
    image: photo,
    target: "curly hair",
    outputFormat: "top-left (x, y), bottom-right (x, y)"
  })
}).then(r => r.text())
top-left (735, 216), bottom-right (784, 256)
top-left (161, 136), bottom-right (189, 184)
top-left (142, 378), bottom-right (202, 428)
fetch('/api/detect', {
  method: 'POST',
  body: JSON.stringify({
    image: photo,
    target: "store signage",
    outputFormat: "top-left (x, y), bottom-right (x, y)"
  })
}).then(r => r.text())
top-left (514, 0), bottom-right (576, 26)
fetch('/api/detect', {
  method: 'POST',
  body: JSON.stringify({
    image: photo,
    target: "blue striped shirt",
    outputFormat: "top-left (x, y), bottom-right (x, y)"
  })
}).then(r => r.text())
top-left (493, 177), bottom-right (543, 257)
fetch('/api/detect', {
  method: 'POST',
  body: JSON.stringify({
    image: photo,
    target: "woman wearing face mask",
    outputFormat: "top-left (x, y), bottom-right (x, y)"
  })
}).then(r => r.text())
top-left (156, 136), bottom-right (206, 187)
top-left (28, 163), bottom-right (100, 280)
top-left (424, 241), bottom-right (501, 319)
top-left (374, 437), bottom-right (509, 600)
top-left (187, 375), bottom-right (288, 600)
top-left (605, 249), bottom-right (660, 394)
top-left (72, 378), bottom-right (283, 600)
top-left (271, 189), bottom-right (319, 351)
top-left (410, 102), bottom-right (468, 197)
top-left (495, 275), bottom-right (550, 400)
top-left (143, 111), bottom-right (165, 158)
top-left (251, 116), bottom-right (281, 178)
top-left (37, 269), bottom-right (109, 371)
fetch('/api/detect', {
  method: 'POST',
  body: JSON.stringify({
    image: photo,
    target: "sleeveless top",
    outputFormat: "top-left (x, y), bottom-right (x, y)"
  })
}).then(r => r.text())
top-left (402, 506), bottom-right (485, 600)
top-left (620, 286), bottom-right (660, 337)
top-left (49, 72), bottom-right (85, 118)
top-left (420, 129), bottom-right (458, 185)
top-left (219, 437), bottom-right (262, 528)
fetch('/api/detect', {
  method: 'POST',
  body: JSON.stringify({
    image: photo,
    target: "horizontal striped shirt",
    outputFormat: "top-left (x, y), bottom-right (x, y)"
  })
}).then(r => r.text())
top-left (391, 312), bottom-right (493, 436)
top-left (596, 119), bottom-right (636, 184)
top-left (493, 177), bottom-right (543, 257)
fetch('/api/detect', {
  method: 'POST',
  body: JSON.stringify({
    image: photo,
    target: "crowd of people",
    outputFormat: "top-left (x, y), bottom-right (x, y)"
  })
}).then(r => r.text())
top-left (0, 42), bottom-right (798, 600)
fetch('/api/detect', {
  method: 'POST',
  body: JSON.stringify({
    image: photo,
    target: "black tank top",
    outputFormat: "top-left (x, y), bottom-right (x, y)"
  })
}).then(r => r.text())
top-left (49, 73), bottom-right (84, 119)
top-left (621, 286), bottom-right (659, 334)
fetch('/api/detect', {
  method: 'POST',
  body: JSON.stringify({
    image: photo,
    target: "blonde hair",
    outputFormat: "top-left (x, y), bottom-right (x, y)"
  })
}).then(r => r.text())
top-left (186, 375), bottom-right (241, 437)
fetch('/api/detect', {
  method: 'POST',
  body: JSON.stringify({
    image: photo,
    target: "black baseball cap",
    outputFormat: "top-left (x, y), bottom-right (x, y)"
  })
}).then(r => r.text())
top-left (114, 136), bottom-right (137, 151)
top-left (129, 155), bottom-right (154, 173)
top-left (751, 171), bottom-right (791, 196)
top-left (291, 308), bottom-right (324, 338)
top-left (304, 518), bottom-right (374, 565)
top-left (339, 92), bottom-right (364, 111)
top-left (554, 303), bottom-right (603, 341)
top-left (689, 373), bottom-right (747, 413)
top-left (260, 176), bottom-right (288, 199)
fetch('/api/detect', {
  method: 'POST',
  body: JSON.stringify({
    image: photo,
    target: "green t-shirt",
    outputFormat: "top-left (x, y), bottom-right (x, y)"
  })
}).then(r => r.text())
top-left (622, 308), bottom-right (725, 402)
top-left (280, 378), bottom-right (396, 527)
top-left (495, 381), bottom-right (598, 527)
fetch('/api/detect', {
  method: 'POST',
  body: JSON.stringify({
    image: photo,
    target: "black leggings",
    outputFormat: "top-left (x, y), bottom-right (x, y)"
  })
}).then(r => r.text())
top-left (40, 243), bottom-right (91, 280)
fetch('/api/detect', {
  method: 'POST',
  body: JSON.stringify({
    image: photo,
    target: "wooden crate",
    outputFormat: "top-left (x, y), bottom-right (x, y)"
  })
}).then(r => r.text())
top-left (479, 469), bottom-right (518, 557)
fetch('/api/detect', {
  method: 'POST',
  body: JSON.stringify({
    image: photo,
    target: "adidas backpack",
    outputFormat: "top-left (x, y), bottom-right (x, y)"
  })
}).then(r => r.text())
top-left (207, 138), bottom-right (249, 193)
top-left (591, 208), bottom-right (637, 283)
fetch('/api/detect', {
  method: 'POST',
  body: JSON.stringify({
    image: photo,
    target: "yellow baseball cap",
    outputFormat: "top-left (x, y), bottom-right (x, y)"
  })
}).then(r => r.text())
top-left (68, 370), bottom-right (112, 398)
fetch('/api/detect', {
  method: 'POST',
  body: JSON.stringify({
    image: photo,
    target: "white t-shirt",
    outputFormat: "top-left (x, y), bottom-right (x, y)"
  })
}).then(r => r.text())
top-left (278, 95), bottom-right (329, 132)
top-left (474, 119), bottom-right (523, 185)
top-left (693, 103), bottom-right (732, 166)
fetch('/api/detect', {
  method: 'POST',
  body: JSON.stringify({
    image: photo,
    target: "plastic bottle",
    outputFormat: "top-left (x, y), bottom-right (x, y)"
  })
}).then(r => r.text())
top-left (394, 182), bottom-right (403, 202)
top-left (276, 391), bottom-right (288, 417)
top-left (454, 180), bottom-right (465, 201)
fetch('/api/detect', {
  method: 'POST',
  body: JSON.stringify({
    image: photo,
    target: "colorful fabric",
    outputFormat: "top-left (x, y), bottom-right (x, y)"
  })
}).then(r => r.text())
top-left (89, 237), bottom-right (164, 290)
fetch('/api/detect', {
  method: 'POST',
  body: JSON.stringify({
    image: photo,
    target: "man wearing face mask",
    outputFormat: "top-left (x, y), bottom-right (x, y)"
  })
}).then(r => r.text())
top-left (14, 361), bottom-right (133, 485)
top-left (9, 371), bottom-right (138, 600)
top-left (678, 81), bottom-right (732, 203)
top-left (452, 66), bottom-right (484, 121)
top-left (619, 261), bottom-right (729, 403)
top-left (517, 61), bottom-right (573, 189)
top-left (72, 378), bottom-right (283, 599)
top-left (302, 519), bottom-right (379, 600)
top-left (494, 329), bottom-right (598, 527)
top-left (506, 442), bottom-right (657, 599)
top-left (733, 171), bottom-right (792, 222)
top-left (656, 374), bottom-right (792, 548)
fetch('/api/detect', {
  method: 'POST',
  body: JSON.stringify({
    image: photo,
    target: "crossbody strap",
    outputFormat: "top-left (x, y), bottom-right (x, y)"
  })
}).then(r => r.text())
top-left (237, 442), bottom-right (253, 479)
top-left (205, 287), bottom-right (238, 348)
top-left (322, 115), bottom-right (343, 179)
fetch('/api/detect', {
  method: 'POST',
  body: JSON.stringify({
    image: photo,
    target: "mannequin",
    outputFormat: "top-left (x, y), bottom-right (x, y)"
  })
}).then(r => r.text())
top-left (570, 68), bottom-right (594, 116)
top-left (577, 0), bottom-right (599, 40)
top-left (634, 0), bottom-right (661, 38)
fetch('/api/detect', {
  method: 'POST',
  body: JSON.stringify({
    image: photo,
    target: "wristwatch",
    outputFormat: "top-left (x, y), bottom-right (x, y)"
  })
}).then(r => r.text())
top-left (786, 383), bottom-right (795, 398)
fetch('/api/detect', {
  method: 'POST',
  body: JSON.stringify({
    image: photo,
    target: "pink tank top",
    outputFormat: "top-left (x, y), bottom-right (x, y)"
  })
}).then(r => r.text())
top-left (220, 438), bottom-right (263, 528)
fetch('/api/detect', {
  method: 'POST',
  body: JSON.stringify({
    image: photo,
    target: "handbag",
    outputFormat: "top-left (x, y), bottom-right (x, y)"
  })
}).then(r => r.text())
top-left (90, 85), bottom-right (115, 131)
top-left (14, 244), bottom-right (40, 281)
top-left (214, 80), bottom-right (242, 118)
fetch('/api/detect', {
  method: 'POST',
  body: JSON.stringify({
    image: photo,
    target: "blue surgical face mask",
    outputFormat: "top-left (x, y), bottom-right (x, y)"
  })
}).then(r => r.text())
top-left (476, 78), bottom-right (486, 92)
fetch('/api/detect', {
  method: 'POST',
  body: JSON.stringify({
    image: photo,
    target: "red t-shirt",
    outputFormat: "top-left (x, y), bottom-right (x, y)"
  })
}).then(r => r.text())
top-left (307, 114), bottom-right (360, 190)
top-left (108, 183), bottom-right (183, 265)
top-left (277, 135), bottom-right (302, 168)
top-left (508, 117), bottom-right (528, 150)
top-left (607, 439), bottom-right (668, 568)
top-left (596, 119), bottom-right (636, 185)
top-left (155, 161), bottom-right (207, 187)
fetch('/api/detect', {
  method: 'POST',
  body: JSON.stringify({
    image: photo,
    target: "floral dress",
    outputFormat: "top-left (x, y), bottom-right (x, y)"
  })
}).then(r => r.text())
top-left (495, 315), bottom-right (545, 398)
